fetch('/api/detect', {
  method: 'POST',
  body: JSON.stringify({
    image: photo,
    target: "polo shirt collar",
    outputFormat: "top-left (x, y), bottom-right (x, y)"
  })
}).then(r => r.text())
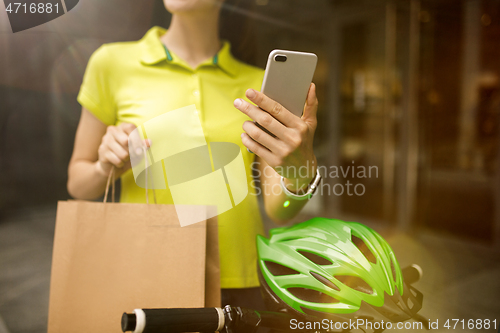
top-left (216, 41), bottom-right (239, 77)
top-left (140, 26), bottom-right (168, 65)
top-left (140, 26), bottom-right (239, 76)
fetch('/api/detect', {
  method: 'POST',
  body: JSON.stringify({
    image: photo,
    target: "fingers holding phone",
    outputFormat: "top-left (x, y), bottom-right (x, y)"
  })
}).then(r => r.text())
top-left (235, 83), bottom-right (319, 187)
top-left (302, 82), bottom-right (319, 130)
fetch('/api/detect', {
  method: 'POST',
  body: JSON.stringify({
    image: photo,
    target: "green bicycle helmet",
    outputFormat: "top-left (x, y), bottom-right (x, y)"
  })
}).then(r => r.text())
top-left (257, 217), bottom-right (423, 323)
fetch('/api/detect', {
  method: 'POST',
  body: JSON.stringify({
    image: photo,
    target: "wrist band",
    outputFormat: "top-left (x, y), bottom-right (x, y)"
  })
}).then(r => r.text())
top-left (280, 169), bottom-right (322, 201)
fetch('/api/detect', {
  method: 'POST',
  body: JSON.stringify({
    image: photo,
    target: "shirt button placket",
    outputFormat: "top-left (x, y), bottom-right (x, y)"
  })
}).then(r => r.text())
top-left (192, 72), bottom-right (202, 120)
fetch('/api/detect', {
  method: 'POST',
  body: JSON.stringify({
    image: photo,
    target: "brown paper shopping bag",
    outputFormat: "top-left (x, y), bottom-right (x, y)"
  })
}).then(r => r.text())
top-left (47, 197), bottom-right (219, 333)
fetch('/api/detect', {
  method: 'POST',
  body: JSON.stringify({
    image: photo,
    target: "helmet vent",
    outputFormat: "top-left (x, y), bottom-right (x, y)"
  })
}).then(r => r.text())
top-left (310, 272), bottom-right (340, 291)
top-left (351, 235), bottom-right (377, 264)
top-left (264, 261), bottom-right (299, 276)
top-left (288, 287), bottom-right (339, 304)
top-left (298, 250), bottom-right (332, 265)
top-left (280, 237), bottom-right (301, 242)
top-left (300, 307), bottom-right (324, 317)
top-left (390, 259), bottom-right (397, 282)
top-left (407, 298), bottom-right (414, 310)
top-left (335, 275), bottom-right (373, 294)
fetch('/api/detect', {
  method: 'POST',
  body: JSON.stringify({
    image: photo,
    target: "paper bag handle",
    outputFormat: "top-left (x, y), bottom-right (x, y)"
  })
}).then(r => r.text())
top-left (103, 147), bottom-right (157, 204)
top-left (103, 166), bottom-right (116, 203)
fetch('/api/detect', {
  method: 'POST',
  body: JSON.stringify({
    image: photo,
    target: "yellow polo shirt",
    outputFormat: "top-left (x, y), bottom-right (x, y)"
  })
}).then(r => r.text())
top-left (77, 26), bottom-right (265, 288)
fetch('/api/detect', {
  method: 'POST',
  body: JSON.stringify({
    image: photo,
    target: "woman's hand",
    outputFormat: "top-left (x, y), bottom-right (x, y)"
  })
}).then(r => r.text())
top-left (68, 109), bottom-right (151, 200)
top-left (96, 123), bottom-right (137, 177)
top-left (234, 83), bottom-right (319, 192)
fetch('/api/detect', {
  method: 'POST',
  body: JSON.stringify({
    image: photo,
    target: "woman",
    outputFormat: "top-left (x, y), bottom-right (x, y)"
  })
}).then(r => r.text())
top-left (67, 0), bottom-right (319, 309)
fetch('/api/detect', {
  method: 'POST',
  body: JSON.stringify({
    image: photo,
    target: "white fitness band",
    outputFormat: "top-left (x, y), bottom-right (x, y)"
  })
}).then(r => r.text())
top-left (280, 168), bottom-right (322, 200)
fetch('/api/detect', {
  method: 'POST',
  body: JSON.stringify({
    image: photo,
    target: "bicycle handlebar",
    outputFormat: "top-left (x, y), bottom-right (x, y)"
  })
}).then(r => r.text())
top-left (121, 307), bottom-right (224, 333)
top-left (401, 264), bottom-right (423, 285)
top-left (122, 305), bottom-right (320, 333)
top-left (121, 265), bottom-right (424, 333)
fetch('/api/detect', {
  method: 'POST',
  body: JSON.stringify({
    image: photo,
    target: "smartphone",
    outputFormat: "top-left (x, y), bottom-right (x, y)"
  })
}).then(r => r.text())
top-left (261, 49), bottom-right (318, 117)
top-left (247, 49), bottom-right (317, 153)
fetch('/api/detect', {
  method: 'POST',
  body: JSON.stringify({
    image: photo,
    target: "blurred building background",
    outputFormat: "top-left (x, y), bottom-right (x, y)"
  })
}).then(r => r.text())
top-left (1, 0), bottom-right (499, 332)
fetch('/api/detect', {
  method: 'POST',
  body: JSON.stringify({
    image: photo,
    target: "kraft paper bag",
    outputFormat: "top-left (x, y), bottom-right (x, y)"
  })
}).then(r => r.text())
top-left (47, 200), bottom-right (219, 333)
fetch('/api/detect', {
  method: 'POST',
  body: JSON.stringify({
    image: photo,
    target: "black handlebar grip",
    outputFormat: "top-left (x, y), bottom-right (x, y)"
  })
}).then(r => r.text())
top-left (122, 308), bottom-right (222, 333)
top-left (122, 313), bottom-right (137, 332)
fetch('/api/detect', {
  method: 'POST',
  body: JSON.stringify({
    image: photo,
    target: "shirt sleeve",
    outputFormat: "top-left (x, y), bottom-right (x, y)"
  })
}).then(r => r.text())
top-left (77, 45), bottom-right (116, 126)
